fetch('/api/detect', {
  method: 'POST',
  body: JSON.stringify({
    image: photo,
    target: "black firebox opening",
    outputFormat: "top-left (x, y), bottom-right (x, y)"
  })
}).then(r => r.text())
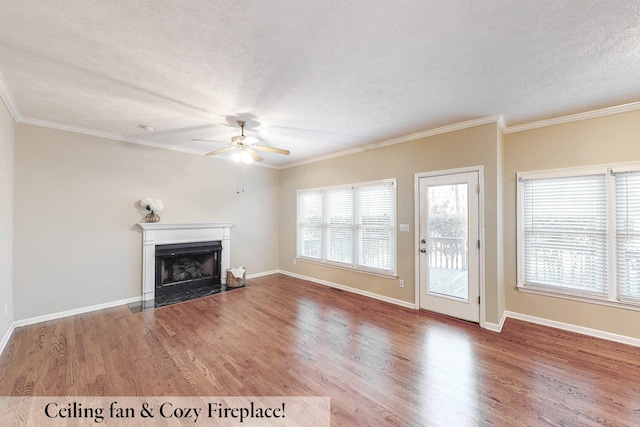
top-left (155, 241), bottom-right (222, 298)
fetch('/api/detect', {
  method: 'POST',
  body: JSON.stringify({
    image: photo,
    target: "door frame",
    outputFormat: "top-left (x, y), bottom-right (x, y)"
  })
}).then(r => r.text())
top-left (414, 166), bottom-right (486, 327)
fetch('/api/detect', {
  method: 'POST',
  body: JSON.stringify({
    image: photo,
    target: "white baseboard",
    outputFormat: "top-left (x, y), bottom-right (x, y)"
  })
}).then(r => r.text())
top-left (0, 295), bottom-right (141, 357)
top-left (247, 269), bottom-right (280, 279)
top-left (0, 270), bottom-right (281, 356)
top-left (504, 310), bottom-right (640, 348)
top-left (483, 311), bottom-right (507, 333)
top-left (11, 270), bottom-right (277, 331)
top-left (0, 322), bottom-right (16, 356)
top-left (276, 273), bottom-right (640, 348)
top-left (278, 270), bottom-right (417, 310)
top-left (12, 296), bottom-right (142, 328)
top-left (5, 274), bottom-right (639, 357)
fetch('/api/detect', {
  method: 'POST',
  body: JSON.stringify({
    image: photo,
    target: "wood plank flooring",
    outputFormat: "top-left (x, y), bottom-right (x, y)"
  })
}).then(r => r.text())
top-left (1, 273), bottom-right (640, 426)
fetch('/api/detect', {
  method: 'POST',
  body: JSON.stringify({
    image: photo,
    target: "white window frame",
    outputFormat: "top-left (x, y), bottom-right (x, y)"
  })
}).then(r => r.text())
top-left (516, 162), bottom-right (640, 311)
top-left (297, 179), bottom-right (397, 277)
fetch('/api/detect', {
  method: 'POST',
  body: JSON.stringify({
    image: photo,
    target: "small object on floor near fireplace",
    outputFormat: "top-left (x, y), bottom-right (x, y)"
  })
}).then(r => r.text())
top-left (226, 267), bottom-right (246, 288)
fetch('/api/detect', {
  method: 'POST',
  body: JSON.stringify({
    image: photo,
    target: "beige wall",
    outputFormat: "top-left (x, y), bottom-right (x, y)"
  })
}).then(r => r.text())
top-left (279, 123), bottom-right (505, 325)
top-left (504, 110), bottom-right (640, 338)
top-left (12, 105), bottom-right (640, 338)
top-left (13, 124), bottom-right (280, 320)
top-left (0, 101), bottom-right (15, 339)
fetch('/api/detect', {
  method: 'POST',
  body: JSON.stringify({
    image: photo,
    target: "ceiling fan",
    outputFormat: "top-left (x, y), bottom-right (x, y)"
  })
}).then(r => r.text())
top-left (193, 120), bottom-right (290, 163)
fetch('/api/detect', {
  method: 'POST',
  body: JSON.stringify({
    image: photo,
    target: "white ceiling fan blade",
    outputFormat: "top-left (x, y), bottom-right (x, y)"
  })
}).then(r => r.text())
top-left (247, 148), bottom-right (263, 162)
top-left (199, 119), bottom-right (291, 161)
top-left (254, 145), bottom-right (290, 155)
top-left (206, 146), bottom-right (237, 156)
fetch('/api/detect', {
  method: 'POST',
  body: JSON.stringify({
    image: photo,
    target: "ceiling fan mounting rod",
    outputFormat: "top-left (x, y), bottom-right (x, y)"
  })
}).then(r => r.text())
top-left (237, 120), bottom-right (246, 136)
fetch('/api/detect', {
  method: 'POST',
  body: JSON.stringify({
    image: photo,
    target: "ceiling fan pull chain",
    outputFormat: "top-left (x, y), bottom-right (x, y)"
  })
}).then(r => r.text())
top-left (236, 163), bottom-right (246, 194)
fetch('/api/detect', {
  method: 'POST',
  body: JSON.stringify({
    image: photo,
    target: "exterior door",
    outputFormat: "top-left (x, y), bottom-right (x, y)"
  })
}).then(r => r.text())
top-left (418, 171), bottom-right (480, 322)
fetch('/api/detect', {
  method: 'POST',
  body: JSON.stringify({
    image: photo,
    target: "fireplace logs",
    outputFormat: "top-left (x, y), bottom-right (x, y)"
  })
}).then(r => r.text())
top-left (172, 258), bottom-right (202, 281)
top-left (155, 241), bottom-right (222, 297)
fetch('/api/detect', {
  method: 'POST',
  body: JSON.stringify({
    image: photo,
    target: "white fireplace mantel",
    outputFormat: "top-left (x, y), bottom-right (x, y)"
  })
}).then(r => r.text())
top-left (137, 222), bottom-right (234, 301)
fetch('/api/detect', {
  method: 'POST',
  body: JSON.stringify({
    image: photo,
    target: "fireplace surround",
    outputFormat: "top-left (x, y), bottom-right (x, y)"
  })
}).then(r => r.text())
top-left (137, 223), bottom-right (234, 303)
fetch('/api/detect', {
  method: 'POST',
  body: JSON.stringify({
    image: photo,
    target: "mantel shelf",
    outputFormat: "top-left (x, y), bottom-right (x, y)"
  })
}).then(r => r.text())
top-left (137, 222), bottom-right (235, 230)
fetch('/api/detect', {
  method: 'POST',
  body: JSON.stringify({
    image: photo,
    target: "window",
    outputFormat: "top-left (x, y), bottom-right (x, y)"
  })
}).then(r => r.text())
top-left (615, 171), bottom-right (640, 303)
top-left (517, 164), bottom-right (640, 307)
top-left (297, 179), bottom-right (396, 276)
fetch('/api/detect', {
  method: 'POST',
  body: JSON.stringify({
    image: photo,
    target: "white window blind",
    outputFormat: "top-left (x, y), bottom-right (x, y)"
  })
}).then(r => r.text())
top-left (615, 171), bottom-right (640, 303)
top-left (297, 179), bottom-right (397, 276)
top-left (324, 188), bottom-right (354, 264)
top-left (297, 190), bottom-right (322, 259)
top-left (356, 182), bottom-right (395, 271)
top-left (518, 164), bottom-right (640, 310)
top-left (521, 173), bottom-right (608, 297)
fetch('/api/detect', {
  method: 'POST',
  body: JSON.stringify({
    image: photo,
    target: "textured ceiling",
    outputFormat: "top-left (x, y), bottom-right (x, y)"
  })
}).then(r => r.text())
top-left (1, 1), bottom-right (640, 167)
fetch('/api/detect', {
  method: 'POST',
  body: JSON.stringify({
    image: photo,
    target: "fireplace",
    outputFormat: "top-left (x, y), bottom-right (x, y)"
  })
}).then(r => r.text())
top-left (155, 241), bottom-right (222, 297)
top-left (137, 223), bottom-right (234, 304)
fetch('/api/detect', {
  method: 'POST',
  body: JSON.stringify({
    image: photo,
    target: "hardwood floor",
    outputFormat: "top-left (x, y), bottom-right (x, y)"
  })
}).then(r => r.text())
top-left (1, 273), bottom-right (640, 426)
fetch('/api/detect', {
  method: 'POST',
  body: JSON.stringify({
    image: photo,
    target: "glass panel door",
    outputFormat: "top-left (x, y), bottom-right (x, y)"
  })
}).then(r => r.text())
top-left (418, 170), bottom-right (480, 323)
top-left (428, 183), bottom-right (469, 300)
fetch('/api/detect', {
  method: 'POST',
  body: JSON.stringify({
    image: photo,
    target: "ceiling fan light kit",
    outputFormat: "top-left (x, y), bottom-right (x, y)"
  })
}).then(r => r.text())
top-left (231, 149), bottom-right (255, 164)
top-left (195, 120), bottom-right (290, 164)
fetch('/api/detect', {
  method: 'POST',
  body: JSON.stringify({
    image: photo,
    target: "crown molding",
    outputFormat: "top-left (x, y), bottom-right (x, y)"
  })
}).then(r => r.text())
top-left (372, 114), bottom-right (505, 149)
top-left (496, 114), bottom-right (507, 133)
top-left (4, 51), bottom-right (639, 167)
top-left (18, 116), bottom-right (203, 154)
top-left (18, 116), bottom-right (277, 169)
top-left (282, 101), bottom-right (640, 168)
top-left (504, 101), bottom-right (640, 134)
top-left (282, 114), bottom-right (505, 169)
top-left (0, 71), bottom-right (22, 121)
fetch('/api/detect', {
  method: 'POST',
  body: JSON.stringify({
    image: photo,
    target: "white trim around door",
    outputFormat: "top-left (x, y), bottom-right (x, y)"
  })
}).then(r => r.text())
top-left (414, 166), bottom-right (486, 327)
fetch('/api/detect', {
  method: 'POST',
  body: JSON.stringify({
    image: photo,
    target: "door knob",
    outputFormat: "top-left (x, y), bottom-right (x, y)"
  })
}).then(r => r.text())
top-left (421, 239), bottom-right (426, 244)
top-left (420, 248), bottom-right (426, 253)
